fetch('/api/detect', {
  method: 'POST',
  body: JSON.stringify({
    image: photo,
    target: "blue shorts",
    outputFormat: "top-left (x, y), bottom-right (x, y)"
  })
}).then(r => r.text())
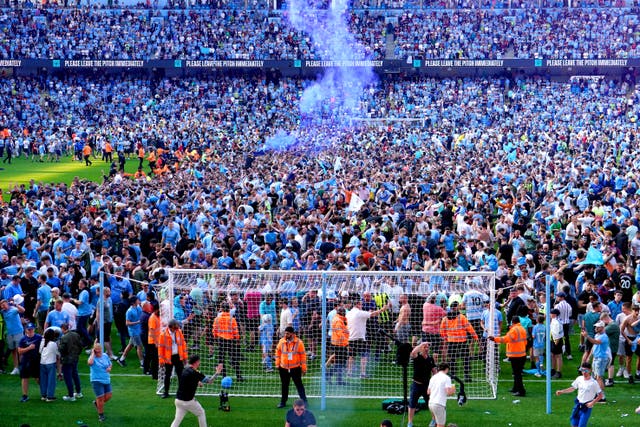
top-left (92, 381), bottom-right (112, 398)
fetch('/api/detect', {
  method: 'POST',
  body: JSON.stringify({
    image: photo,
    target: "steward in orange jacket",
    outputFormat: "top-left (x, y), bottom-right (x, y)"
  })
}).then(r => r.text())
top-left (146, 305), bottom-right (161, 380)
top-left (158, 319), bottom-right (188, 398)
top-left (275, 326), bottom-right (308, 407)
top-left (489, 317), bottom-right (528, 396)
top-left (329, 307), bottom-right (349, 385)
top-left (212, 302), bottom-right (243, 381)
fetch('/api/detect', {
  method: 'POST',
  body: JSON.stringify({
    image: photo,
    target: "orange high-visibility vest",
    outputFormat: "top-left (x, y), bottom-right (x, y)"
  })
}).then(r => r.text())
top-left (212, 312), bottom-right (240, 340)
top-left (157, 327), bottom-right (188, 364)
top-left (275, 336), bottom-right (307, 373)
top-left (494, 323), bottom-right (527, 358)
top-left (331, 314), bottom-right (349, 347)
top-left (148, 313), bottom-right (161, 345)
top-left (439, 314), bottom-right (478, 343)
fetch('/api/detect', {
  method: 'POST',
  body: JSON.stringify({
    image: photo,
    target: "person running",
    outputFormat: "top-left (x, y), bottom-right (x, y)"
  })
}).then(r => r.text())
top-left (556, 362), bottom-right (603, 427)
top-left (170, 355), bottom-right (223, 427)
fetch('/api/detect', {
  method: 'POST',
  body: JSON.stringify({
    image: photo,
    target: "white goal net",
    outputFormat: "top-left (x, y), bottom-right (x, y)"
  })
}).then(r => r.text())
top-left (157, 269), bottom-right (498, 400)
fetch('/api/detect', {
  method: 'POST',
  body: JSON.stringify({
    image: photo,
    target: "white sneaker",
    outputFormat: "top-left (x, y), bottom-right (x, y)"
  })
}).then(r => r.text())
top-left (566, 355), bottom-right (573, 360)
top-left (624, 369), bottom-right (630, 379)
top-left (110, 355), bottom-right (118, 360)
top-left (74, 392), bottom-right (83, 399)
top-left (10, 368), bottom-right (19, 375)
top-left (503, 357), bottom-right (510, 362)
top-left (63, 395), bottom-right (76, 402)
top-left (616, 367), bottom-right (624, 377)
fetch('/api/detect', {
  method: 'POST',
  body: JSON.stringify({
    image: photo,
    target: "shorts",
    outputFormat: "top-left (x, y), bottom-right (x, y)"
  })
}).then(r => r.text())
top-left (428, 402), bottom-right (446, 426)
top-left (533, 347), bottom-right (545, 358)
top-left (6, 332), bottom-right (24, 350)
top-left (408, 381), bottom-right (428, 409)
top-left (624, 337), bottom-right (640, 357)
top-left (91, 381), bottom-right (112, 398)
top-left (592, 357), bottom-right (609, 378)
top-left (617, 340), bottom-right (626, 356)
top-left (129, 335), bottom-right (143, 347)
top-left (348, 339), bottom-right (369, 357)
top-left (551, 339), bottom-right (563, 355)
top-left (584, 339), bottom-right (593, 353)
top-left (422, 332), bottom-right (443, 355)
top-left (19, 361), bottom-right (40, 379)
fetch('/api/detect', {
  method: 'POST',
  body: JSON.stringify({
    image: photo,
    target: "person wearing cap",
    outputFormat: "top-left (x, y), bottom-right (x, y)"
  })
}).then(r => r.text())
top-left (556, 362), bottom-right (603, 427)
top-left (212, 301), bottom-right (243, 382)
top-left (582, 321), bottom-right (609, 402)
top-left (117, 296), bottom-right (143, 368)
top-left (550, 308), bottom-right (565, 379)
top-left (17, 322), bottom-right (42, 402)
top-left (1, 298), bottom-right (26, 375)
top-left (489, 316), bottom-right (528, 396)
top-left (581, 301), bottom-right (602, 365)
top-left (275, 326), bottom-right (308, 408)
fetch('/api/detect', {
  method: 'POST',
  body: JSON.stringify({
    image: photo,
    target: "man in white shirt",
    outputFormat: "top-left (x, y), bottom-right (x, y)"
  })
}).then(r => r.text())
top-left (346, 299), bottom-right (387, 378)
top-left (279, 298), bottom-right (293, 337)
top-left (427, 362), bottom-right (456, 427)
top-left (550, 309), bottom-right (564, 379)
top-left (61, 293), bottom-right (78, 330)
top-left (555, 362), bottom-right (603, 427)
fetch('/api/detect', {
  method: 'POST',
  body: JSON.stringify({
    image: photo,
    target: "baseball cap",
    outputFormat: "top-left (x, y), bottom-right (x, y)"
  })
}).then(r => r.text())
top-left (550, 308), bottom-right (560, 315)
top-left (594, 321), bottom-right (605, 328)
top-left (556, 292), bottom-right (566, 298)
top-left (25, 323), bottom-right (35, 330)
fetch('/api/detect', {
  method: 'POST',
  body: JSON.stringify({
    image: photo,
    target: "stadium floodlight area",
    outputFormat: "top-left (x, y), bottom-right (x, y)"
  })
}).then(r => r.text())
top-left (157, 269), bottom-right (497, 400)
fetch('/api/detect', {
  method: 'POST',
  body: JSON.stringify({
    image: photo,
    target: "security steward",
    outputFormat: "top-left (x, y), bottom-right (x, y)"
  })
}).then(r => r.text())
top-left (329, 306), bottom-right (349, 385)
top-left (159, 319), bottom-right (188, 398)
top-left (489, 316), bottom-right (528, 396)
top-left (212, 302), bottom-right (244, 382)
top-left (276, 326), bottom-right (308, 408)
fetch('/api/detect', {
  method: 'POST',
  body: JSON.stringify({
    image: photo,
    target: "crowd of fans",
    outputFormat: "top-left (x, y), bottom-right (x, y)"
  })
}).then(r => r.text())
top-left (1, 5), bottom-right (640, 60)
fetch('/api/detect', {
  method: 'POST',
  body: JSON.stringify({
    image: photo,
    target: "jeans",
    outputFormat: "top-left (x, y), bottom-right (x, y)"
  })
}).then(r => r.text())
top-left (40, 363), bottom-right (57, 398)
top-left (76, 315), bottom-right (92, 347)
top-left (62, 362), bottom-right (81, 396)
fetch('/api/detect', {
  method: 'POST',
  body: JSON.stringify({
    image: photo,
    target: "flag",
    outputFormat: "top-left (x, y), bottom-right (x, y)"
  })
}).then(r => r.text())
top-left (347, 193), bottom-right (365, 212)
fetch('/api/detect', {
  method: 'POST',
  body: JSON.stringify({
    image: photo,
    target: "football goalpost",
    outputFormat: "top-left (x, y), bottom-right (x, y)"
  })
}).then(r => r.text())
top-left (156, 269), bottom-right (498, 402)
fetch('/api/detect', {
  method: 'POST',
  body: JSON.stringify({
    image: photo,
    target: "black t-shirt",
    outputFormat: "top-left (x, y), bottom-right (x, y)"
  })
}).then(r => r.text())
top-left (617, 273), bottom-right (636, 302)
top-left (176, 366), bottom-right (206, 401)
top-left (285, 408), bottom-right (317, 427)
top-left (412, 353), bottom-right (436, 384)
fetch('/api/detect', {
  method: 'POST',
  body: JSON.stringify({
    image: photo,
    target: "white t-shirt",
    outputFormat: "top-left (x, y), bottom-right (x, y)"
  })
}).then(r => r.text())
top-left (279, 307), bottom-right (292, 335)
top-left (346, 307), bottom-right (371, 341)
top-left (62, 301), bottom-right (78, 330)
top-left (571, 375), bottom-right (601, 404)
top-left (428, 371), bottom-right (453, 406)
top-left (39, 340), bottom-right (59, 365)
